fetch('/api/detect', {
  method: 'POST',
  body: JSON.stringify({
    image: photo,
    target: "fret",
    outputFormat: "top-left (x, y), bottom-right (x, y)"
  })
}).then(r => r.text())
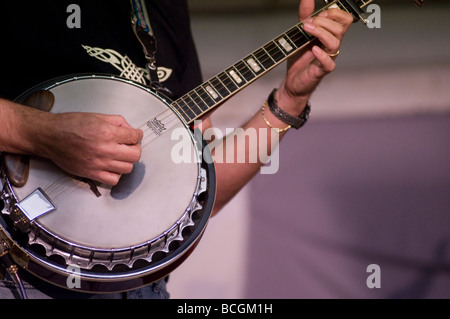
top-left (334, 1), bottom-right (351, 13)
top-left (253, 48), bottom-right (275, 70)
top-left (359, 0), bottom-right (376, 8)
top-left (297, 23), bottom-right (312, 41)
top-left (317, 0), bottom-right (374, 13)
top-left (197, 86), bottom-right (216, 107)
top-left (262, 47), bottom-right (276, 64)
top-left (355, 0), bottom-right (374, 8)
top-left (285, 24), bottom-right (310, 49)
top-left (264, 41), bottom-right (286, 63)
top-left (226, 66), bottom-right (245, 86)
top-left (171, 100), bottom-right (184, 121)
top-left (246, 56), bottom-right (262, 74)
top-left (232, 66), bottom-right (248, 83)
top-left (217, 71), bottom-right (238, 92)
top-left (174, 99), bottom-right (196, 123)
top-left (209, 76), bottom-right (230, 98)
top-left (190, 90), bottom-right (210, 113)
top-left (203, 83), bottom-right (220, 100)
top-left (235, 60), bottom-right (256, 82)
top-left (277, 36), bottom-right (294, 53)
top-left (184, 95), bottom-right (203, 115)
top-left (364, 0), bottom-right (375, 6)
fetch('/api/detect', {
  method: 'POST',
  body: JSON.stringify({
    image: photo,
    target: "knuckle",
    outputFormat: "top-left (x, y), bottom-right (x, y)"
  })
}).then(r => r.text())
top-left (112, 114), bottom-right (126, 122)
top-left (331, 38), bottom-right (340, 51)
top-left (133, 129), bottom-right (144, 144)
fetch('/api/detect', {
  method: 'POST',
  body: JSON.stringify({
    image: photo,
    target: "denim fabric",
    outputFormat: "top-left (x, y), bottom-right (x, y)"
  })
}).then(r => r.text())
top-left (0, 272), bottom-right (170, 299)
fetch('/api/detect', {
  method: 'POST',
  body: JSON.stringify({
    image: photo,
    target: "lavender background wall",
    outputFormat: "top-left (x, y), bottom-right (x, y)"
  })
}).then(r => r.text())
top-left (247, 114), bottom-right (450, 298)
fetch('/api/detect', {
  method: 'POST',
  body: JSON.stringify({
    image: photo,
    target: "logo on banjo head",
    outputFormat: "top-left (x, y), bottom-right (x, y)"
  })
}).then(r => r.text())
top-left (146, 117), bottom-right (167, 136)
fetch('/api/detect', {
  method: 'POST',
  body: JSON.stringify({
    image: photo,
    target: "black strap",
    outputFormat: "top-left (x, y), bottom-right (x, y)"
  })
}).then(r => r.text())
top-left (130, 0), bottom-right (172, 96)
top-left (267, 89), bottom-right (311, 130)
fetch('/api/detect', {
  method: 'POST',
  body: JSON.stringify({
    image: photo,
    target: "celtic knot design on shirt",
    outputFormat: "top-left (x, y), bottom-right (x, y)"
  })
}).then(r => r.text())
top-left (82, 45), bottom-right (172, 84)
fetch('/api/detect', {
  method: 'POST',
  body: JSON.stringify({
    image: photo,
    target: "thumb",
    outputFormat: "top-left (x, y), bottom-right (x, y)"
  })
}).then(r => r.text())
top-left (299, 0), bottom-right (315, 21)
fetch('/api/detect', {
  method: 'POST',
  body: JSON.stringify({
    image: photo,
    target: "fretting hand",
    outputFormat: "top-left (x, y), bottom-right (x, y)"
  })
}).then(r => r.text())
top-left (276, 0), bottom-right (354, 115)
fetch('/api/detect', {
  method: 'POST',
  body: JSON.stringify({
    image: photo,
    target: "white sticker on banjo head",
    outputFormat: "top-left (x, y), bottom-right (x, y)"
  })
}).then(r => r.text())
top-left (16, 187), bottom-right (56, 220)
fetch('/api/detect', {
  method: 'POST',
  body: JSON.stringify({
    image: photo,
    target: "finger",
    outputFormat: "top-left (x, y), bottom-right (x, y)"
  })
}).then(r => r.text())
top-left (303, 21), bottom-right (340, 55)
top-left (311, 46), bottom-right (336, 73)
top-left (91, 159), bottom-right (135, 184)
top-left (84, 155), bottom-right (139, 185)
top-left (298, 0), bottom-right (315, 21)
top-left (92, 170), bottom-right (123, 186)
top-left (320, 8), bottom-right (354, 31)
top-left (112, 143), bottom-right (142, 163)
top-left (99, 114), bottom-right (144, 145)
top-left (307, 16), bottom-right (346, 41)
top-left (94, 143), bottom-right (142, 168)
top-left (105, 160), bottom-right (135, 175)
top-left (114, 126), bottom-right (144, 146)
top-left (287, 49), bottom-right (315, 71)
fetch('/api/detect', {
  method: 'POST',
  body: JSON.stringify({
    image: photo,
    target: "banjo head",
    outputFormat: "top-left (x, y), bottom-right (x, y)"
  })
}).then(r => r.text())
top-left (0, 75), bottom-right (215, 292)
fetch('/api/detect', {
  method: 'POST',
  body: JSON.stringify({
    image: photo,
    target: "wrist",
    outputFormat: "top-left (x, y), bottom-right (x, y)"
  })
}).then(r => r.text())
top-left (0, 100), bottom-right (43, 155)
top-left (262, 102), bottom-right (291, 134)
top-left (275, 85), bottom-right (310, 116)
top-left (266, 89), bottom-right (311, 130)
top-left (21, 107), bottom-right (56, 157)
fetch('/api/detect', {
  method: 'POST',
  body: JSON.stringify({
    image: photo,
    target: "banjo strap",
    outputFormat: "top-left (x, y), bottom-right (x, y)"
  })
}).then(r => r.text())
top-left (130, 0), bottom-right (172, 96)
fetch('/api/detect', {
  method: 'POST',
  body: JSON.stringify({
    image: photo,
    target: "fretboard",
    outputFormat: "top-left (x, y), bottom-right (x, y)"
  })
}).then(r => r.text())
top-left (171, 0), bottom-right (374, 125)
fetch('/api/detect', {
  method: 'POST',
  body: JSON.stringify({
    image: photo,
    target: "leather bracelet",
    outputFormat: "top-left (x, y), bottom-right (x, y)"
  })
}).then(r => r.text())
top-left (262, 101), bottom-right (291, 133)
top-left (267, 89), bottom-right (311, 129)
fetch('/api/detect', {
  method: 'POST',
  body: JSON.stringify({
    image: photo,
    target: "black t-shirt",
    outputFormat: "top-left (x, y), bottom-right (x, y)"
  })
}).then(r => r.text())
top-left (0, 0), bottom-right (202, 100)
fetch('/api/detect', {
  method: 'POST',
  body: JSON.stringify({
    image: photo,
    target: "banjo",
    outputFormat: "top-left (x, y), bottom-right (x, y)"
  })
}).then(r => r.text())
top-left (0, 0), bottom-right (424, 295)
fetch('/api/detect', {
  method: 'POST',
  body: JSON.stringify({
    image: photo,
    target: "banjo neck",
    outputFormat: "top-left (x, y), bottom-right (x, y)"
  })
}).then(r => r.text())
top-left (170, 0), bottom-right (376, 126)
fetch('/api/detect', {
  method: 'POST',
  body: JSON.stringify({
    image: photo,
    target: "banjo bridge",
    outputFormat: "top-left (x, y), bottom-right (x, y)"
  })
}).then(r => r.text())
top-left (80, 178), bottom-right (102, 197)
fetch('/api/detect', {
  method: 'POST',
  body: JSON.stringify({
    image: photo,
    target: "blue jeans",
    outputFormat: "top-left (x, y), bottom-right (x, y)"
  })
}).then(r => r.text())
top-left (0, 271), bottom-right (170, 299)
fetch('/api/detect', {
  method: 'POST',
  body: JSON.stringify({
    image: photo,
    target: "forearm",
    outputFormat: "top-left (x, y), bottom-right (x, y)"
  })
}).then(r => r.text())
top-left (0, 98), bottom-right (50, 155)
top-left (208, 94), bottom-right (308, 216)
top-left (0, 97), bottom-right (143, 186)
top-left (208, 1), bottom-right (353, 215)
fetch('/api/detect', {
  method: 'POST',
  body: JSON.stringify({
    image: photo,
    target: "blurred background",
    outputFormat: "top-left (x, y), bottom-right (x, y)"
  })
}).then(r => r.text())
top-left (169, 0), bottom-right (450, 298)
